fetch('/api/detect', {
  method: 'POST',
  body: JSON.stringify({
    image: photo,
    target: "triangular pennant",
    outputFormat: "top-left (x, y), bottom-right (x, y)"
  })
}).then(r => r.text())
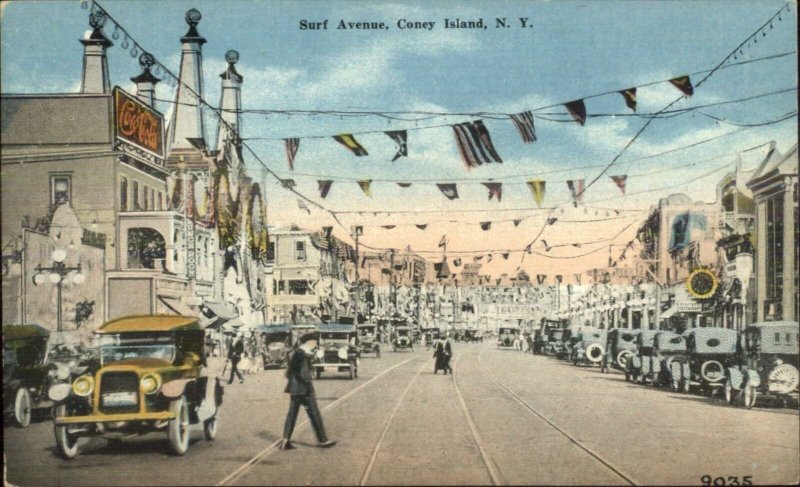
top-left (546, 217), bottom-right (558, 225)
top-left (536, 274), bottom-right (546, 285)
top-left (438, 235), bottom-right (448, 248)
top-left (487, 254), bottom-right (493, 262)
top-left (474, 255), bottom-right (483, 262)
top-left (564, 99), bottom-right (587, 126)
top-left (333, 133), bottom-right (368, 156)
top-left (415, 224), bottom-right (428, 230)
top-left (525, 244), bottom-right (532, 254)
top-left (317, 180), bottom-right (333, 199)
top-left (436, 183), bottom-right (459, 200)
top-left (502, 252), bottom-right (509, 260)
top-left (397, 182), bottom-right (412, 188)
top-left (281, 178), bottom-right (297, 189)
top-left (526, 179), bottom-right (546, 207)
top-left (619, 88), bottom-right (637, 112)
top-left (669, 75), bottom-right (694, 96)
top-left (480, 221), bottom-right (492, 231)
top-left (453, 258), bottom-right (462, 267)
top-left (542, 240), bottom-right (549, 248)
top-left (574, 273), bottom-right (582, 285)
top-left (284, 138), bottom-right (299, 170)
top-left (322, 226), bottom-right (333, 238)
top-left (555, 275), bottom-right (563, 284)
top-left (513, 219), bottom-right (522, 227)
top-left (381, 225), bottom-right (396, 229)
top-left (482, 182), bottom-right (503, 202)
top-left (610, 175), bottom-right (627, 194)
top-left (357, 180), bottom-right (372, 198)
top-left (385, 130), bottom-right (408, 162)
top-left (510, 111), bottom-right (537, 143)
top-left (566, 179), bottom-right (585, 206)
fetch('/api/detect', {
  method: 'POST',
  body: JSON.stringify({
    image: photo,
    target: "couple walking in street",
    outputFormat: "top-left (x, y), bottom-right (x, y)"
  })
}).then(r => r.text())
top-left (433, 333), bottom-right (454, 375)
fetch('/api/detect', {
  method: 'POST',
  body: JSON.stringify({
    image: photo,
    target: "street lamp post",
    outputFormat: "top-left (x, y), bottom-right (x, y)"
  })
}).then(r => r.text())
top-left (32, 249), bottom-right (83, 332)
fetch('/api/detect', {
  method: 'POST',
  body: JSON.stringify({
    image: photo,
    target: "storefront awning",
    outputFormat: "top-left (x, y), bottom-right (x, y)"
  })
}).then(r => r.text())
top-left (660, 305), bottom-right (677, 320)
top-left (158, 296), bottom-right (199, 317)
top-left (202, 300), bottom-right (237, 320)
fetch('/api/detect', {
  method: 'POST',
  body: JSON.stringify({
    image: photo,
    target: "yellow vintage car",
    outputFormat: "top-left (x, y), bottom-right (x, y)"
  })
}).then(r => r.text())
top-left (50, 316), bottom-right (222, 458)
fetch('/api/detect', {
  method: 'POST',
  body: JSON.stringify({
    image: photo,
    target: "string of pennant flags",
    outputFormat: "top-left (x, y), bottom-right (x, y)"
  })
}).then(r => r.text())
top-left (280, 76), bottom-right (696, 171)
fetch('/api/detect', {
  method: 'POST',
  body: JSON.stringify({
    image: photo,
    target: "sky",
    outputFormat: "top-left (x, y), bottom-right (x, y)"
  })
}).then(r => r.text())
top-left (1, 0), bottom-right (797, 279)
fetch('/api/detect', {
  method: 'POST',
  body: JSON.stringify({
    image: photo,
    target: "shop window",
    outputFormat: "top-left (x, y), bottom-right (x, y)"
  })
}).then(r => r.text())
top-left (295, 241), bottom-right (306, 261)
top-left (133, 180), bottom-right (141, 210)
top-left (150, 188), bottom-right (155, 211)
top-left (143, 185), bottom-right (149, 210)
top-left (50, 175), bottom-right (71, 207)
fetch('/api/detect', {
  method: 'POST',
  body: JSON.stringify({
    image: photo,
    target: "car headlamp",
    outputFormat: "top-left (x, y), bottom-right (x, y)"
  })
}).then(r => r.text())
top-left (72, 374), bottom-right (94, 397)
top-left (140, 373), bottom-right (162, 395)
top-left (338, 348), bottom-right (348, 360)
top-left (316, 349), bottom-right (325, 359)
top-left (48, 383), bottom-right (72, 402)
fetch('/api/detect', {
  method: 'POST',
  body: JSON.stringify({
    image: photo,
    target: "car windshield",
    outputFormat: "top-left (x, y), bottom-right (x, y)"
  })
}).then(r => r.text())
top-left (320, 332), bottom-right (350, 342)
top-left (97, 334), bottom-right (176, 365)
top-left (3, 338), bottom-right (44, 367)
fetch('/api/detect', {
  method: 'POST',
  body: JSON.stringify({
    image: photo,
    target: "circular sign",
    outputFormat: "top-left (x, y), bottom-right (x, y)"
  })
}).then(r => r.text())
top-left (686, 269), bottom-right (718, 299)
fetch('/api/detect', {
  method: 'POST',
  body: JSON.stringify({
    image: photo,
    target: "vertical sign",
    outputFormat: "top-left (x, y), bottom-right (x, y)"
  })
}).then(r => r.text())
top-left (183, 171), bottom-right (196, 279)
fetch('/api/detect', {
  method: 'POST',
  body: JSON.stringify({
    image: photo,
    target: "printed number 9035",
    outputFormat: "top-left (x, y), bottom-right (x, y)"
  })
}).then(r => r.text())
top-left (701, 475), bottom-right (753, 486)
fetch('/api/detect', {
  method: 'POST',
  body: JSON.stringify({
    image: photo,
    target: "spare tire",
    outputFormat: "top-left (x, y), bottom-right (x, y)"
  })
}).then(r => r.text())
top-left (768, 363), bottom-right (799, 395)
top-left (617, 350), bottom-right (633, 368)
top-left (585, 343), bottom-right (604, 363)
top-left (700, 360), bottom-right (725, 383)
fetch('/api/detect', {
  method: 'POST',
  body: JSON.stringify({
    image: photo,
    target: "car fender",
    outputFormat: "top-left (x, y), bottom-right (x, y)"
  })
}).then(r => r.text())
top-left (727, 367), bottom-right (744, 390)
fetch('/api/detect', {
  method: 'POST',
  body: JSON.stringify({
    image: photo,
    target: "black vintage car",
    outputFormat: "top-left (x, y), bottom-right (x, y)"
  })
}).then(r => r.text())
top-left (258, 324), bottom-right (292, 368)
top-left (357, 323), bottom-right (381, 357)
top-left (651, 331), bottom-right (689, 391)
top-left (392, 326), bottom-right (414, 352)
top-left (727, 321), bottom-right (799, 408)
top-left (497, 327), bottom-right (519, 350)
top-left (463, 329), bottom-right (483, 343)
top-left (684, 327), bottom-right (739, 395)
top-left (313, 323), bottom-right (359, 379)
top-left (572, 329), bottom-right (607, 367)
top-left (600, 329), bottom-right (640, 373)
top-left (4, 324), bottom-right (56, 427)
top-left (545, 327), bottom-right (570, 358)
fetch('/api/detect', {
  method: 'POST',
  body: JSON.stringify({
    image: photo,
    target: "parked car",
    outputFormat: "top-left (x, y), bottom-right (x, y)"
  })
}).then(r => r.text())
top-left (312, 323), bottom-right (359, 379)
top-left (651, 331), bottom-right (690, 392)
top-left (727, 321), bottom-right (799, 408)
top-left (357, 323), bottom-right (381, 357)
top-left (464, 329), bottom-right (483, 343)
top-left (684, 327), bottom-right (739, 395)
top-left (50, 315), bottom-right (223, 459)
top-left (4, 324), bottom-right (59, 427)
top-left (545, 327), bottom-right (570, 358)
top-left (572, 329), bottom-right (607, 367)
top-left (625, 330), bottom-right (659, 383)
top-left (600, 329), bottom-right (640, 373)
top-left (496, 327), bottom-right (519, 350)
top-left (392, 326), bottom-right (414, 352)
top-left (258, 324), bottom-right (292, 368)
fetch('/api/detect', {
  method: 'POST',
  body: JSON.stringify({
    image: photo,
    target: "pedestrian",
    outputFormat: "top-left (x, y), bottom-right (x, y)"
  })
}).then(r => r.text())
top-left (227, 332), bottom-right (245, 384)
top-left (280, 331), bottom-right (337, 450)
top-left (442, 332), bottom-right (453, 375)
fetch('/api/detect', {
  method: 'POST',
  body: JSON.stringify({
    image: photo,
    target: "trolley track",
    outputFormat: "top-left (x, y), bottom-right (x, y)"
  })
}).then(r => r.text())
top-left (217, 354), bottom-right (417, 486)
top-left (475, 343), bottom-right (639, 486)
top-left (359, 358), bottom-right (433, 486)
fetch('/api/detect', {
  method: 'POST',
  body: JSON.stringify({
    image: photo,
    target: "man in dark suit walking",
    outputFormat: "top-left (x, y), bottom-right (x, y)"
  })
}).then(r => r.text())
top-left (280, 331), bottom-right (336, 450)
top-left (227, 333), bottom-right (245, 384)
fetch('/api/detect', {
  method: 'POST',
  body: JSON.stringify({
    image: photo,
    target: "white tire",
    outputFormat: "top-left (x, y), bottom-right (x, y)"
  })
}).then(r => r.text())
top-left (585, 344), bottom-right (604, 363)
top-left (54, 405), bottom-right (79, 459)
top-left (700, 360), bottom-right (725, 383)
top-left (768, 363), bottom-right (799, 395)
top-left (617, 350), bottom-right (633, 368)
top-left (14, 388), bottom-right (32, 428)
top-left (168, 396), bottom-right (190, 455)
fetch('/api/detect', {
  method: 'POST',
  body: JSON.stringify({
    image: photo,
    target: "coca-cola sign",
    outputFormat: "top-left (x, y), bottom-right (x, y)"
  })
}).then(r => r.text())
top-left (113, 87), bottom-right (164, 158)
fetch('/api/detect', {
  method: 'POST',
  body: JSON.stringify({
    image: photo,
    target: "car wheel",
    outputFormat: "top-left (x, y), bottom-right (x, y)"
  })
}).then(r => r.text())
top-left (54, 405), bottom-right (79, 459)
top-left (168, 396), bottom-right (190, 456)
top-left (203, 417), bottom-right (218, 441)
top-left (14, 388), bottom-right (32, 428)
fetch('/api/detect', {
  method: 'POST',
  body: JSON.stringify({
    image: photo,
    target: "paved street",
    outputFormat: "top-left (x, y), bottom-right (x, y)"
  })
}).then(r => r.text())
top-left (5, 343), bottom-right (799, 486)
